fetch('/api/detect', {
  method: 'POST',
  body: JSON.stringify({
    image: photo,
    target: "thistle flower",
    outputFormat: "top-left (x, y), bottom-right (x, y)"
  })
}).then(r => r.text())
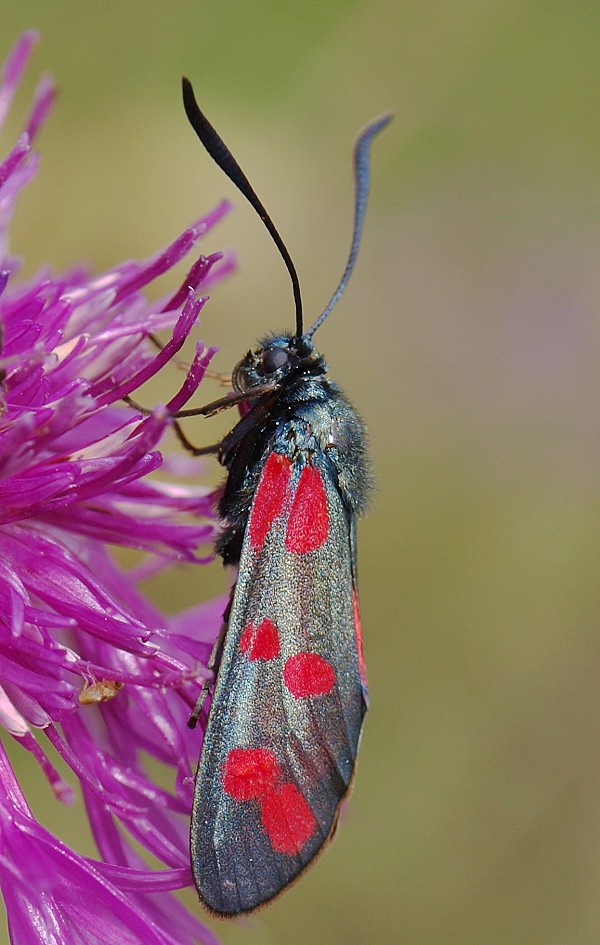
top-left (0, 33), bottom-right (230, 945)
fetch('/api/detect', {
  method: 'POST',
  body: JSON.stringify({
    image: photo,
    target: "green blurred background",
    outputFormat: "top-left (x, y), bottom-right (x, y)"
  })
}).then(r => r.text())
top-left (3, 2), bottom-right (600, 944)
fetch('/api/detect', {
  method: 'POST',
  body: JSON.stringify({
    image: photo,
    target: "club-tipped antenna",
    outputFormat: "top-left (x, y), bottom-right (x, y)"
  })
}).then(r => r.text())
top-left (182, 77), bottom-right (304, 338)
top-left (304, 112), bottom-right (392, 339)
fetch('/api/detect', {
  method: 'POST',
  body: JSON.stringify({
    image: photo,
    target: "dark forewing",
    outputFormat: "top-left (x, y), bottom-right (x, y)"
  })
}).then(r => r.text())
top-left (191, 449), bottom-right (367, 916)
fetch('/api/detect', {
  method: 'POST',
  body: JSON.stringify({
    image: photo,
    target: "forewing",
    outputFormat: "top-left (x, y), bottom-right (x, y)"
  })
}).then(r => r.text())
top-left (191, 450), bottom-right (366, 916)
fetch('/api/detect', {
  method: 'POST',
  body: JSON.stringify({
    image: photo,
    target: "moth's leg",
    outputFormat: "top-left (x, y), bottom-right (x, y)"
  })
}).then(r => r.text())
top-left (121, 395), bottom-right (218, 455)
top-left (172, 422), bottom-right (220, 456)
top-left (122, 394), bottom-right (152, 414)
top-left (188, 617), bottom-right (229, 729)
top-left (123, 388), bottom-right (246, 455)
top-left (123, 389), bottom-right (243, 419)
top-left (147, 332), bottom-right (231, 384)
top-left (124, 384), bottom-right (276, 456)
top-left (125, 384), bottom-right (273, 421)
top-left (172, 383), bottom-right (275, 420)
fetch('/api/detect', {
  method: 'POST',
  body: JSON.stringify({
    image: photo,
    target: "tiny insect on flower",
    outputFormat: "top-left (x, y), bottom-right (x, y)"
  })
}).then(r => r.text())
top-left (0, 32), bottom-right (233, 945)
top-left (171, 78), bottom-right (391, 916)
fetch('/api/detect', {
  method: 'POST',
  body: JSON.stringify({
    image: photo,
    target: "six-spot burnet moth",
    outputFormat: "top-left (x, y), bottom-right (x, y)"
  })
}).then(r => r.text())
top-left (175, 78), bottom-right (391, 916)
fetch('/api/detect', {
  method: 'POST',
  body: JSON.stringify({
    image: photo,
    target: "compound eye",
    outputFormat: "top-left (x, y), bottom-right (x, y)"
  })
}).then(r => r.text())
top-left (261, 347), bottom-right (290, 374)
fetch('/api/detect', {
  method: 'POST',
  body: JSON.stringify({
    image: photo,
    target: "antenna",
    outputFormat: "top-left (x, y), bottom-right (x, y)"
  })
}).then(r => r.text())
top-left (305, 112), bottom-right (392, 338)
top-left (182, 77), bottom-right (304, 337)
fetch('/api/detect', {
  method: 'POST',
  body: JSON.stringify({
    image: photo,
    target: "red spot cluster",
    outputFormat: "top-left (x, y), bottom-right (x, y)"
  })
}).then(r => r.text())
top-left (240, 618), bottom-right (280, 661)
top-left (222, 747), bottom-right (316, 855)
top-left (231, 454), bottom-right (338, 854)
top-left (249, 453), bottom-right (329, 554)
top-left (240, 617), bottom-right (336, 698)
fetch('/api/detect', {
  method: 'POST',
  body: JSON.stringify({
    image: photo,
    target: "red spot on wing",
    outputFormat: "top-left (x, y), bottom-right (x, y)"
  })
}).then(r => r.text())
top-left (249, 452), bottom-right (292, 550)
top-left (353, 590), bottom-right (368, 689)
top-left (285, 465), bottom-right (329, 554)
top-left (240, 618), bottom-right (280, 661)
top-left (222, 748), bottom-right (280, 800)
top-left (283, 652), bottom-right (336, 698)
top-left (259, 783), bottom-right (317, 855)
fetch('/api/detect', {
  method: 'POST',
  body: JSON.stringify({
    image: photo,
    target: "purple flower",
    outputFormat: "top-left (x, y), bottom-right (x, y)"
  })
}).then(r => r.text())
top-left (0, 33), bottom-right (231, 945)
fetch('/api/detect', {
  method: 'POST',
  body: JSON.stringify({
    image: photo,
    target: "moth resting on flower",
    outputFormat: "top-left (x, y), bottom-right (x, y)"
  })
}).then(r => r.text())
top-left (170, 78), bottom-right (391, 916)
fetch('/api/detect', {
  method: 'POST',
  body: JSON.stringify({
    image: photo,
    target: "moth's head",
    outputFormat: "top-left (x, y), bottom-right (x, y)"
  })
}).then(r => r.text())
top-left (231, 332), bottom-right (326, 393)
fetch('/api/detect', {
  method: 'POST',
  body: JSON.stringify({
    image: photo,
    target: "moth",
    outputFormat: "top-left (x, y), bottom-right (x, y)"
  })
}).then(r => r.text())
top-left (177, 78), bottom-right (390, 916)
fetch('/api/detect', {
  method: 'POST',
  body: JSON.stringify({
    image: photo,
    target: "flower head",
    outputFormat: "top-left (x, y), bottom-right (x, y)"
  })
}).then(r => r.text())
top-left (0, 33), bottom-right (230, 944)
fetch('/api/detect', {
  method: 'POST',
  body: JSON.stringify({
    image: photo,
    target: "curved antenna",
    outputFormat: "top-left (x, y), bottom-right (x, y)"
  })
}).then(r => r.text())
top-left (305, 112), bottom-right (392, 339)
top-left (182, 77), bottom-right (304, 337)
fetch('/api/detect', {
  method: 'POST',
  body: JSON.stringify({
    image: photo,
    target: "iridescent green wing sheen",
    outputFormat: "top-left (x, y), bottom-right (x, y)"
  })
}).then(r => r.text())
top-left (190, 448), bottom-right (367, 916)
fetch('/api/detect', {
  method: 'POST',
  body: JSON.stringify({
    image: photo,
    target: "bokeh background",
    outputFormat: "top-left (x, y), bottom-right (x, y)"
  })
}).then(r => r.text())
top-left (2, 2), bottom-right (600, 944)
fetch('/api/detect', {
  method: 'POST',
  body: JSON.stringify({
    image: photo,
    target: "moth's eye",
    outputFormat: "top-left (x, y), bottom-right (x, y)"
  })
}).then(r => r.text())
top-left (261, 347), bottom-right (290, 374)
